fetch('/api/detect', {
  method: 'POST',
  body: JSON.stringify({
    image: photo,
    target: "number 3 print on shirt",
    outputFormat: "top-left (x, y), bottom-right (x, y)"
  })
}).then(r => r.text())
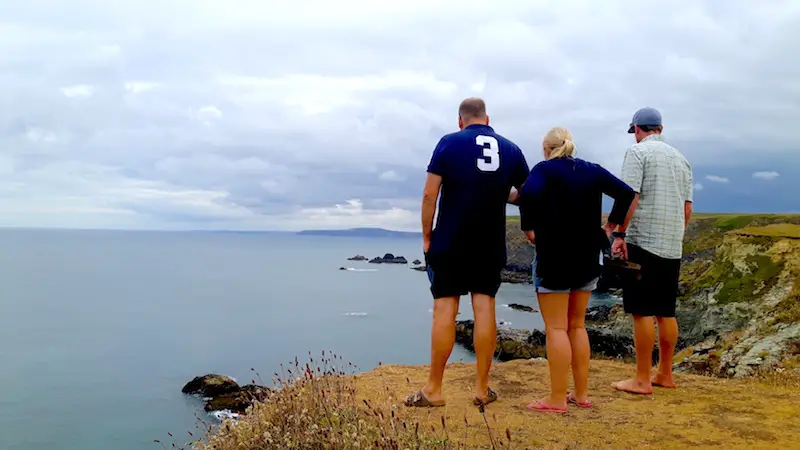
top-left (476, 135), bottom-right (500, 172)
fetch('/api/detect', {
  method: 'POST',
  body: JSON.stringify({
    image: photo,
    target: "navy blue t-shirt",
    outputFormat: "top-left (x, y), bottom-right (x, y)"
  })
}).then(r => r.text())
top-left (518, 157), bottom-right (635, 290)
top-left (427, 124), bottom-right (529, 266)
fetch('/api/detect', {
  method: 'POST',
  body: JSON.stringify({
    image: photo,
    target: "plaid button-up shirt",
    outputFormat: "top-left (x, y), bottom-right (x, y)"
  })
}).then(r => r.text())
top-left (621, 134), bottom-right (693, 260)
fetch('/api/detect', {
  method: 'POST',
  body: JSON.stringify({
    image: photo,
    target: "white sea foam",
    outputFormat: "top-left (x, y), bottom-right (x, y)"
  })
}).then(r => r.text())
top-left (347, 268), bottom-right (377, 272)
top-left (344, 312), bottom-right (368, 316)
top-left (211, 410), bottom-right (241, 421)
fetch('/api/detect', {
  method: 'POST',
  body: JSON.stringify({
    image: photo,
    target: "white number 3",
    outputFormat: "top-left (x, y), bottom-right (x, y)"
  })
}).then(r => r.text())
top-left (476, 135), bottom-right (500, 172)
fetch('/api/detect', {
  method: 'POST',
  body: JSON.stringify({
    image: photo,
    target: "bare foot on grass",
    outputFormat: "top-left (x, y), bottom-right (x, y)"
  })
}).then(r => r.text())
top-left (611, 378), bottom-right (653, 395)
top-left (651, 373), bottom-right (677, 388)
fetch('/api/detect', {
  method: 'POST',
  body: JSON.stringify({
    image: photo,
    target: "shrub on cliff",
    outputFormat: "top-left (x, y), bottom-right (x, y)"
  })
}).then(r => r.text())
top-left (185, 353), bottom-right (503, 450)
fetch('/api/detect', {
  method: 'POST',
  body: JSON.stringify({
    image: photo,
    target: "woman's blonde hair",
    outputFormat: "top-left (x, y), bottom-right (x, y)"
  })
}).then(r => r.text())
top-left (543, 126), bottom-right (576, 160)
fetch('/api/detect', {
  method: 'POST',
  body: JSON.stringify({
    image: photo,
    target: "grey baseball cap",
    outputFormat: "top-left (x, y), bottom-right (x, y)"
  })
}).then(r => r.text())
top-left (627, 107), bottom-right (662, 133)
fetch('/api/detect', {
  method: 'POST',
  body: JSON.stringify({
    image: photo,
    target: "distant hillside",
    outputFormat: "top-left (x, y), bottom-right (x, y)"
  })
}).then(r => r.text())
top-left (296, 227), bottom-right (421, 238)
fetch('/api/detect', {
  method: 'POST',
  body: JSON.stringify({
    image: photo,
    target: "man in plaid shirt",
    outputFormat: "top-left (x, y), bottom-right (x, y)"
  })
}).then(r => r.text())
top-left (609, 107), bottom-right (694, 395)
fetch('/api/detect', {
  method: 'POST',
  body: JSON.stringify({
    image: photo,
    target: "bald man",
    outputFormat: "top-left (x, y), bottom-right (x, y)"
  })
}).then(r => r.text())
top-left (405, 98), bottom-right (529, 408)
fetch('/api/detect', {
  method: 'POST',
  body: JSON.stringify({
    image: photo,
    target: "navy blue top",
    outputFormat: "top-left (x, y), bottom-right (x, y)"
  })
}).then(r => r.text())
top-left (519, 157), bottom-right (635, 290)
top-left (427, 124), bottom-right (529, 267)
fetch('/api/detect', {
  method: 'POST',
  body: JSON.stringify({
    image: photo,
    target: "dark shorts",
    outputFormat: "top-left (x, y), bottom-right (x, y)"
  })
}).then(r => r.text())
top-left (622, 244), bottom-right (681, 318)
top-left (425, 252), bottom-right (502, 299)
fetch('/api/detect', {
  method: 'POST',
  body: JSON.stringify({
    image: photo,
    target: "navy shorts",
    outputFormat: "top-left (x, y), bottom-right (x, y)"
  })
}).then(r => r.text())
top-left (425, 252), bottom-right (502, 299)
top-left (622, 244), bottom-right (681, 318)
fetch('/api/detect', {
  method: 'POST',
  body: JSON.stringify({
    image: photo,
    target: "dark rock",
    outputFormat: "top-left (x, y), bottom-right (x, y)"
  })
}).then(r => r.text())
top-left (412, 259), bottom-right (422, 265)
top-left (347, 255), bottom-right (368, 261)
top-left (500, 269), bottom-right (532, 284)
top-left (183, 374), bottom-right (272, 414)
top-left (507, 303), bottom-right (537, 313)
top-left (456, 320), bottom-right (544, 361)
top-left (204, 385), bottom-right (272, 413)
top-left (454, 320), bottom-right (665, 362)
top-left (182, 374), bottom-right (240, 397)
top-left (411, 264), bottom-right (427, 272)
top-left (585, 304), bottom-right (613, 323)
top-left (369, 253), bottom-right (408, 264)
top-left (339, 267), bottom-right (347, 271)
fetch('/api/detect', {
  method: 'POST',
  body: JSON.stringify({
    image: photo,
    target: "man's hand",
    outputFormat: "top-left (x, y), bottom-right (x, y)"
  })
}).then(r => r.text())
top-left (508, 188), bottom-right (520, 205)
top-left (612, 237), bottom-right (628, 260)
top-left (423, 236), bottom-right (431, 253)
top-left (524, 230), bottom-right (535, 244)
top-left (602, 222), bottom-right (615, 238)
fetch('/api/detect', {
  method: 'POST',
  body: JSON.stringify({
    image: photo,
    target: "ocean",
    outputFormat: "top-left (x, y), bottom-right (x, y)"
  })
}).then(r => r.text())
top-left (0, 229), bottom-right (614, 450)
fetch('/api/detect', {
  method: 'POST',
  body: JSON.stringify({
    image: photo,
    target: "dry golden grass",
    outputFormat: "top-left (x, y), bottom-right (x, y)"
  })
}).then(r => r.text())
top-left (356, 359), bottom-right (800, 450)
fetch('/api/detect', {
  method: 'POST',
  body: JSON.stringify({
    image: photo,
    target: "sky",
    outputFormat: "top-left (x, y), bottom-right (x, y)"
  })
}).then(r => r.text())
top-left (1, 0), bottom-right (798, 231)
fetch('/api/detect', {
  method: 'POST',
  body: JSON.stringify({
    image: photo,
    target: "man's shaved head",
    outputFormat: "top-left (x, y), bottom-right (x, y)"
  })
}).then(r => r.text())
top-left (458, 97), bottom-right (487, 120)
top-left (457, 97), bottom-right (489, 129)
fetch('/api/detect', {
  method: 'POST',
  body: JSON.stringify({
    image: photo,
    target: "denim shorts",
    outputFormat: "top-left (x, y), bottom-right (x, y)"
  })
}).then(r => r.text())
top-left (532, 259), bottom-right (599, 294)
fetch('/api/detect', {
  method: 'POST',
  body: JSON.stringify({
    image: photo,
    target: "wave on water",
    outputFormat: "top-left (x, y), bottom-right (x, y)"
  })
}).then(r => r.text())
top-left (210, 410), bottom-right (241, 422)
top-left (344, 312), bottom-right (368, 316)
top-left (345, 268), bottom-right (378, 272)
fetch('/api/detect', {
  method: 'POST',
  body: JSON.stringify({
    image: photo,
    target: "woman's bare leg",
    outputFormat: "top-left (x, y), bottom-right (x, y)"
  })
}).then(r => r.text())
top-left (535, 292), bottom-right (570, 408)
top-left (567, 291), bottom-right (592, 403)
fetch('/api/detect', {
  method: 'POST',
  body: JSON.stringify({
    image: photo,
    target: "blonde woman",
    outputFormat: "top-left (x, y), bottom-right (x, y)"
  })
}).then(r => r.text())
top-left (517, 127), bottom-right (635, 413)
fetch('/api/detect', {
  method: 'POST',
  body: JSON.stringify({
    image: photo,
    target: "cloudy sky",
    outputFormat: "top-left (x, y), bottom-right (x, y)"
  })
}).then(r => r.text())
top-left (1, 0), bottom-right (798, 231)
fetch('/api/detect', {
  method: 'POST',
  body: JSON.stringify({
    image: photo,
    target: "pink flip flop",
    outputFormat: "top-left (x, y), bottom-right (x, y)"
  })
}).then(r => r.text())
top-left (526, 400), bottom-right (567, 414)
top-left (567, 393), bottom-right (592, 408)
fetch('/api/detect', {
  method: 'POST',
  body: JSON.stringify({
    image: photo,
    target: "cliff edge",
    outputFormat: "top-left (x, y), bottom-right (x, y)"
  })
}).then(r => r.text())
top-left (188, 358), bottom-right (800, 450)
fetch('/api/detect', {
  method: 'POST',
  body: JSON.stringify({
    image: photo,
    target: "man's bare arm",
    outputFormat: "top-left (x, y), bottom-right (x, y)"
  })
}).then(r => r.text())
top-left (421, 173), bottom-right (443, 250)
top-left (508, 188), bottom-right (520, 205)
top-left (616, 194), bottom-right (639, 233)
top-left (684, 201), bottom-right (693, 229)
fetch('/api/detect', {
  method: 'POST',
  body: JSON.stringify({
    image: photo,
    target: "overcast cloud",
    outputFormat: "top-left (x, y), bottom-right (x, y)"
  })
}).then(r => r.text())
top-left (1, 0), bottom-right (798, 231)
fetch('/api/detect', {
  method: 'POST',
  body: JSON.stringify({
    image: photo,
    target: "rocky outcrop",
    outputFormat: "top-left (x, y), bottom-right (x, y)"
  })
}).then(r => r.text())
top-left (669, 221), bottom-right (800, 377)
top-left (369, 253), bottom-right (408, 264)
top-left (455, 319), bottom-right (649, 361)
top-left (412, 259), bottom-right (422, 265)
top-left (347, 255), bottom-right (368, 261)
top-left (182, 374), bottom-right (271, 413)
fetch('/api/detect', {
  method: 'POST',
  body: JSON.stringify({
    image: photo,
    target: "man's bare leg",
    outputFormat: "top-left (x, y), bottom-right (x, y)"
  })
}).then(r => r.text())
top-left (612, 315), bottom-right (655, 394)
top-left (652, 317), bottom-right (678, 388)
top-left (471, 293), bottom-right (496, 401)
top-left (420, 296), bottom-right (460, 403)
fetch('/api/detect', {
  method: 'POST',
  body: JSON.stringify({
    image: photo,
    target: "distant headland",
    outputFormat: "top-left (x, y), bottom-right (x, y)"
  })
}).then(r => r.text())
top-left (297, 227), bottom-right (421, 238)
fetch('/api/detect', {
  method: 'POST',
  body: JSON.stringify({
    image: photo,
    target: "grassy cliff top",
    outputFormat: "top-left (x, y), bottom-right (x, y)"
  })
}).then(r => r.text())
top-left (196, 358), bottom-right (800, 449)
top-left (356, 360), bottom-right (799, 449)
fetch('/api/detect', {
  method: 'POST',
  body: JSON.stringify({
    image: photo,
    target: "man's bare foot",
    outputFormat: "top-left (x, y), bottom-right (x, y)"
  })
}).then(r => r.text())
top-left (611, 378), bottom-right (653, 395)
top-left (651, 373), bottom-right (677, 388)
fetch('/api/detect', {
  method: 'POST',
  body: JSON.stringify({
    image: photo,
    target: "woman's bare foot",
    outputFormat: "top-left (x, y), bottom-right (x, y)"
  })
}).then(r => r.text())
top-left (651, 373), bottom-right (677, 388)
top-left (611, 378), bottom-right (653, 395)
top-left (541, 395), bottom-right (568, 410)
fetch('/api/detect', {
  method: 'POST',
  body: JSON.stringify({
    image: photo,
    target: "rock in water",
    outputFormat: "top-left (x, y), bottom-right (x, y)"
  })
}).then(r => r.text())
top-left (347, 255), bottom-right (368, 261)
top-left (182, 374), bottom-right (240, 397)
top-left (412, 259), bottom-right (422, 265)
top-left (204, 385), bottom-right (272, 413)
top-left (339, 267), bottom-right (347, 270)
top-left (507, 303), bottom-right (537, 313)
top-left (369, 253), bottom-right (408, 264)
top-left (183, 374), bottom-right (272, 413)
